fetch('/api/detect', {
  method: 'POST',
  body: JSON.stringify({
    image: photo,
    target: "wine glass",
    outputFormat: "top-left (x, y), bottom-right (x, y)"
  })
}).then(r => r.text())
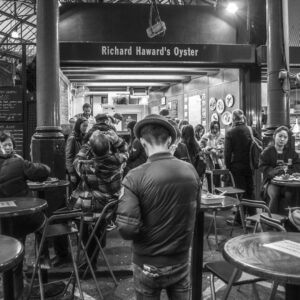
top-left (283, 164), bottom-right (288, 176)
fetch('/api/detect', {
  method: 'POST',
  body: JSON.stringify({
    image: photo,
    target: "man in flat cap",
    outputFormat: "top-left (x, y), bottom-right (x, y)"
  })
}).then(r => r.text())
top-left (116, 114), bottom-right (201, 299)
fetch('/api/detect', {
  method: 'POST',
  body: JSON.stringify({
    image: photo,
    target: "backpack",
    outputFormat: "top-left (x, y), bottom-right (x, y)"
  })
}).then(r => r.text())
top-left (248, 126), bottom-right (263, 171)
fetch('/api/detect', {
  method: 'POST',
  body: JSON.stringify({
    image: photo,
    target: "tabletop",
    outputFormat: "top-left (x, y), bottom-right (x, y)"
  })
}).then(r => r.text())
top-left (271, 178), bottom-right (300, 188)
top-left (27, 179), bottom-right (70, 191)
top-left (0, 235), bottom-right (24, 273)
top-left (200, 195), bottom-right (239, 212)
top-left (223, 232), bottom-right (300, 285)
top-left (0, 197), bottom-right (47, 217)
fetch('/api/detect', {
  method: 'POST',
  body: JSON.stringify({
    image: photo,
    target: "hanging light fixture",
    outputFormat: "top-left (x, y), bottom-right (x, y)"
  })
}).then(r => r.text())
top-left (226, 2), bottom-right (238, 14)
top-left (11, 31), bottom-right (19, 39)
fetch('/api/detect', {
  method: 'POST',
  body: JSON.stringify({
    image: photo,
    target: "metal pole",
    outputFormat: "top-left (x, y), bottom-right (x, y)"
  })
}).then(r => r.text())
top-left (266, 0), bottom-right (289, 129)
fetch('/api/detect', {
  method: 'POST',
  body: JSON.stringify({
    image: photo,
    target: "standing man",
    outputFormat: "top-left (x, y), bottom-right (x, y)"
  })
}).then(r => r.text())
top-left (116, 114), bottom-right (201, 299)
top-left (224, 109), bottom-right (258, 220)
top-left (74, 103), bottom-right (95, 130)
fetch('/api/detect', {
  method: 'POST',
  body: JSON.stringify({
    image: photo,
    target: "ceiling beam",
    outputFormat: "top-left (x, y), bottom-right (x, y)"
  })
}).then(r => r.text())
top-left (0, 9), bottom-right (35, 28)
top-left (80, 82), bottom-right (170, 87)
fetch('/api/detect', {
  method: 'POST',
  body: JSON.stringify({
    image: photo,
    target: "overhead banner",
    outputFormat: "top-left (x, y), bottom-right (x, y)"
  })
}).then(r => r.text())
top-left (60, 42), bottom-right (255, 65)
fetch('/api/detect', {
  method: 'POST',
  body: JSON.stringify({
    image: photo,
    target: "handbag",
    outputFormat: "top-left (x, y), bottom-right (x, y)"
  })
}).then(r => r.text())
top-left (248, 126), bottom-right (263, 171)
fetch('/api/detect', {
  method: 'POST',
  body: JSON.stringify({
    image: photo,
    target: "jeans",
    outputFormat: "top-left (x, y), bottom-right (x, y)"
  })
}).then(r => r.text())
top-left (133, 262), bottom-right (190, 300)
top-left (267, 184), bottom-right (296, 215)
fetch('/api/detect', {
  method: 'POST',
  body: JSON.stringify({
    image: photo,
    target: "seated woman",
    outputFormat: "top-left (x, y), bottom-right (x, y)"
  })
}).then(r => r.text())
top-left (0, 132), bottom-right (50, 242)
top-left (259, 126), bottom-right (300, 214)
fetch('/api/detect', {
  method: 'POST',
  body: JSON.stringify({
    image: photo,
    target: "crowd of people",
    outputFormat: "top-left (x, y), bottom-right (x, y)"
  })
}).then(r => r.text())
top-left (1, 102), bottom-right (300, 299)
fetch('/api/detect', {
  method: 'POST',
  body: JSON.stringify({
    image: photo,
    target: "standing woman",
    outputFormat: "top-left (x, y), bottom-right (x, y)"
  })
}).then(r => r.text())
top-left (200, 120), bottom-right (225, 170)
top-left (259, 126), bottom-right (300, 214)
top-left (194, 124), bottom-right (205, 147)
top-left (181, 125), bottom-right (206, 178)
top-left (65, 117), bottom-right (88, 189)
top-left (124, 120), bottom-right (147, 176)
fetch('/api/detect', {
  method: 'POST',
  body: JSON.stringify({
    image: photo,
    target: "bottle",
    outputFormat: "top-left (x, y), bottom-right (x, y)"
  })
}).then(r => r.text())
top-left (288, 158), bottom-right (293, 172)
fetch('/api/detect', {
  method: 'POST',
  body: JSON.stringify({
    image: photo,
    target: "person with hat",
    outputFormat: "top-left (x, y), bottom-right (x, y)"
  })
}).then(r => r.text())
top-left (116, 114), bottom-right (201, 300)
top-left (77, 113), bottom-right (128, 161)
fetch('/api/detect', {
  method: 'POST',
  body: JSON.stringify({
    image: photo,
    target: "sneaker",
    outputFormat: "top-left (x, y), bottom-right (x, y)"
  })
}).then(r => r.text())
top-left (106, 221), bottom-right (117, 231)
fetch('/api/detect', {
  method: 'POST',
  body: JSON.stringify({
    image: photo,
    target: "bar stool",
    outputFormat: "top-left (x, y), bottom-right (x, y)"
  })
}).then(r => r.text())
top-left (26, 208), bottom-right (101, 300)
top-left (0, 235), bottom-right (24, 300)
top-left (79, 200), bottom-right (119, 287)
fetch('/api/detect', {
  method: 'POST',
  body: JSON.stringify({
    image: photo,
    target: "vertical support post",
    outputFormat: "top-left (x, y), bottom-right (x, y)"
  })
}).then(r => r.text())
top-left (266, 0), bottom-right (289, 129)
top-left (31, 0), bottom-right (65, 180)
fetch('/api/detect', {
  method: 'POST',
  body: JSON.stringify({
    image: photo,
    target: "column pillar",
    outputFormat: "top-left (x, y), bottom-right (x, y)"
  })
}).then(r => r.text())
top-left (266, 0), bottom-right (289, 129)
top-left (31, 0), bottom-right (65, 180)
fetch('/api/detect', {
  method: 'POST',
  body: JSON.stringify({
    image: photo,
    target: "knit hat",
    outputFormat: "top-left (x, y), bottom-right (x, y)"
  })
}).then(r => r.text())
top-left (232, 109), bottom-right (245, 123)
top-left (134, 114), bottom-right (177, 144)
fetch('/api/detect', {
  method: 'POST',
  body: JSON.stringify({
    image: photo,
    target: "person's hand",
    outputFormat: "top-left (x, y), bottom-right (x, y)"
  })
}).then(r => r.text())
top-left (270, 166), bottom-right (284, 177)
top-left (70, 175), bottom-right (77, 183)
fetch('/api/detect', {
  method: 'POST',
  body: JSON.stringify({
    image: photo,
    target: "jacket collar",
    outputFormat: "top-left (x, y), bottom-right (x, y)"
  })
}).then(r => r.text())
top-left (148, 151), bottom-right (173, 162)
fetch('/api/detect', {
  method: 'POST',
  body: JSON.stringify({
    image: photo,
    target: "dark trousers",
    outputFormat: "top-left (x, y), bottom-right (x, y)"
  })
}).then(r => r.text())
top-left (231, 167), bottom-right (256, 216)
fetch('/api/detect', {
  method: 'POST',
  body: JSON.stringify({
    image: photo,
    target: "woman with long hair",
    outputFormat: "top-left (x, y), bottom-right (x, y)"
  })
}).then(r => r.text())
top-left (124, 120), bottom-right (147, 176)
top-left (65, 117), bottom-right (88, 188)
top-left (181, 125), bottom-right (206, 178)
top-left (259, 126), bottom-right (300, 214)
top-left (194, 124), bottom-right (205, 146)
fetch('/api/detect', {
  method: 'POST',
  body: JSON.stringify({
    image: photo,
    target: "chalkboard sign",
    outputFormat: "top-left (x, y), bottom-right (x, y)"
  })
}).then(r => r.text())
top-left (0, 124), bottom-right (24, 157)
top-left (0, 87), bottom-right (23, 122)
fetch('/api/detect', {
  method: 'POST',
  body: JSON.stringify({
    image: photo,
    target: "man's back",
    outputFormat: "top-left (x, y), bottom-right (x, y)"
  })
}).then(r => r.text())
top-left (225, 124), bottom-right (252, 170)
top-left (117, 152), bottom-right (200, 267)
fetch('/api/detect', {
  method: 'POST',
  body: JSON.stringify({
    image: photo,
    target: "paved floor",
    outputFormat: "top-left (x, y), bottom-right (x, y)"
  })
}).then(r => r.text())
top-left (0, 208), bottom-right (285, 299)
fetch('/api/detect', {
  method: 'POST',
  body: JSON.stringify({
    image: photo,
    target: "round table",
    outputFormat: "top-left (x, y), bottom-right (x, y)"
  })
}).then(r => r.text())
top-left (223, 232), bottom-right (300, 300)
top-left (271, 178), bottom-right (300, 188)
top-left (200, 195), bottom-right (239, 212)
top-left (27, 179), bottom-right (70, 197)
top-left (0, 197), bottom-right (47, 218)
top-left (0, 197), bottom-right (47, 300)
top-left (0, 235), bottom-right (24, 273)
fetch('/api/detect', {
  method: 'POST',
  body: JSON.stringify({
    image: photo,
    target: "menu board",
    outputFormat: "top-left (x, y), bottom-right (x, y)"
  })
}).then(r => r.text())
top-left (0, 87), bottom-right (23, 122)
top-left (0, 123), bottom-right (24, 156)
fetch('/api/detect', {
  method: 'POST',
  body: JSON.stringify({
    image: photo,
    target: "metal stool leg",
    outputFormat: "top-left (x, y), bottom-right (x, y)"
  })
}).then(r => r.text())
top-left (67, 235), bottom-right (84, 299)
top-left (222, 268), bottom-right (239, 300)
top-left (210, 274), bottom-right (216, 300)
top-left (213, 211), bottom-right (219, 248)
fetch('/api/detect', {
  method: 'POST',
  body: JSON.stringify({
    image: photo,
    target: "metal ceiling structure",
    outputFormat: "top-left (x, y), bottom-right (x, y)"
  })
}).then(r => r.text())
top-left (0, 0), bottom-right (223, 92)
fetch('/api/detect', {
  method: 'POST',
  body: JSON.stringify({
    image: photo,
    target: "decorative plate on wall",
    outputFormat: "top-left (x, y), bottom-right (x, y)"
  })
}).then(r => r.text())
top-left (225, 94), bottom-right (234, 107)
top-left (221, 111), bottom-right (232, 125)
top-left (209, 97), bottom-right (217, 111)
top-left (216, 99), bottom-right (225, 114)
top-left (211, 112), bottom-right (219, 122)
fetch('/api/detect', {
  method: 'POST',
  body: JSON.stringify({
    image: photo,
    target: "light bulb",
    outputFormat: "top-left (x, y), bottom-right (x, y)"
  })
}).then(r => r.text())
top-left (226, 2), bottom-right (238, 14)
top-left (11, 31), bottom-right (19, 38)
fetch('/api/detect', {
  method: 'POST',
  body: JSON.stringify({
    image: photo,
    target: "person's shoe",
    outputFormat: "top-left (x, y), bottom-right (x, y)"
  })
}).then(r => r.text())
top-left (51, 255), bottom-right (72, 268)
top-left (106, 221), bottom-right (117, 231)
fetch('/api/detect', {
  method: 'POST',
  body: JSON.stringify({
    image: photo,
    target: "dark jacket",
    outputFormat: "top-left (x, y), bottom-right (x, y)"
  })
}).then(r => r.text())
top-left (174, 142), bottom-right (191, 163)
top-left (224, 123), bottom-right (258, 171)
top-left (116, 152), bottom-right (201, 267)
top-left (0, 153), bottom-right (50, 197)
top-left (259, 145), bottom-right (300, 185)
top-left (0, 153), bottom-right (50, 239)
top-left (65, 132), bottom-right (84, 175)
top-left (124, 138), bottom-right (147, 175)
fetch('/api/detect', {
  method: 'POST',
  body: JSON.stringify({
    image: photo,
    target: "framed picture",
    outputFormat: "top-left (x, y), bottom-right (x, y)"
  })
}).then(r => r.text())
top-left (216, 99), bottom-right (225, 114)
top-left (209, 97), bottom-right (217, 111)
top-left (225, 94), bottom-right (234, 107)
top-left (221, 111), bottom-right (232, 125)
top-left (161, 96), bottom-right (166, 105)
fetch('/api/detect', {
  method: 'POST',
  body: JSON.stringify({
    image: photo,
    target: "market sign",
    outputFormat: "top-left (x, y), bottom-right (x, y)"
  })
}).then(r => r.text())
top-left (60, 42), bottom-right (255, 65)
